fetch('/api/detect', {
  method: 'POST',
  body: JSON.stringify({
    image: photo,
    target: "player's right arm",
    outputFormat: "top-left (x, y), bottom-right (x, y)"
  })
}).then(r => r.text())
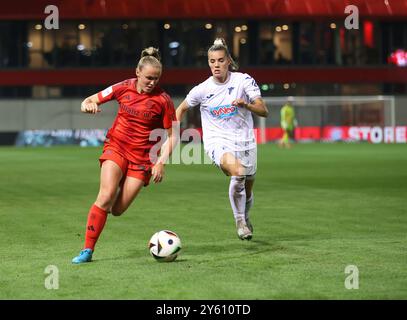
top-left (81, 81), bottom-right (125, 114)
top-left (80, 93), bottom-right (101, 114)
top-left (176, 83), bottom-right (204, 122)
top-left (175, 100), bottom-right (189, 122)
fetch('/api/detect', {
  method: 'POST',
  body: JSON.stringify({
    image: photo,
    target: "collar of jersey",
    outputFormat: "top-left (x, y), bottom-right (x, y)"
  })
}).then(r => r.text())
top-left (211, 71), bottom-right (232, 86)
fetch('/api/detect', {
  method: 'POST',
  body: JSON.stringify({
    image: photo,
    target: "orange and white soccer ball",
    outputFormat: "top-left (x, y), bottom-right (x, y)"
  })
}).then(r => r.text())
top-left (148, 230), bottom-right (182, 262)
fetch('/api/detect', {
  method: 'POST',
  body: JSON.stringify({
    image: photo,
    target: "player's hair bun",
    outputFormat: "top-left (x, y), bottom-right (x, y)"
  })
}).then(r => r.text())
top-left (141, 47), bottom-right (161, 61)
top-left (208, 38), bottom-right (238, 71)
top-left (213, 38), bottom-right (226, 47)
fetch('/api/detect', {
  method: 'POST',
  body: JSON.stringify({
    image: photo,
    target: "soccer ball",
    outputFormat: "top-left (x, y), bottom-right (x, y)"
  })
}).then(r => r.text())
top-left (148, 230), bottom-right (182, 262)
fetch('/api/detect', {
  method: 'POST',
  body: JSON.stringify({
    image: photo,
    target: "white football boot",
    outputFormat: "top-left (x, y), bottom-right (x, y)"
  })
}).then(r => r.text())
top-left (236, 219), bottom-right (253, 240)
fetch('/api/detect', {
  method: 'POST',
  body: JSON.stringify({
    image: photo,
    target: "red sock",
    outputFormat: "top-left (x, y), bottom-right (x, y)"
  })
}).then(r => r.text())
top-left (84, 204), bottom-right (107, 251)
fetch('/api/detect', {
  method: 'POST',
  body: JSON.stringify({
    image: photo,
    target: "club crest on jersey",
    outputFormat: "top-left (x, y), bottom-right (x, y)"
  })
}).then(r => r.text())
top-left (209, 104), bottom-right (238, 119)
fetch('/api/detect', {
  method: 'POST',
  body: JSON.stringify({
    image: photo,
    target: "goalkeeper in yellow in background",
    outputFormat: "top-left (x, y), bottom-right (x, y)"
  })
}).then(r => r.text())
top-left (279, 96), bottom-right (297, 148)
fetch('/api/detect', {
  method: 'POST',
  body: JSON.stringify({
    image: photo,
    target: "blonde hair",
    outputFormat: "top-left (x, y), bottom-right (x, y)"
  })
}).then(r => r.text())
top-left (208, 38), bottom-right (239, 71)
top-left (137, 47), bottom-right (162, 71)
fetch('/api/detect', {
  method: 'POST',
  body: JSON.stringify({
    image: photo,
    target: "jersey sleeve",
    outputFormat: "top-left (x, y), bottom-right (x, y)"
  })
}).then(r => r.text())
top-left (97, 81), bottom-right (127, 104)
top-left (185, 84), bottom-right (204, 108)
top-left (242, 73), bottom-right (262, 102)
top-left (161, 92), bottom-right (176, 129)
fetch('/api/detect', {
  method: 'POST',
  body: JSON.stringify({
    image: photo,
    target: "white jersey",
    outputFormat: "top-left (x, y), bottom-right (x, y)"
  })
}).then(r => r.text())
top-left (186, 72), bottom-right (261, 151)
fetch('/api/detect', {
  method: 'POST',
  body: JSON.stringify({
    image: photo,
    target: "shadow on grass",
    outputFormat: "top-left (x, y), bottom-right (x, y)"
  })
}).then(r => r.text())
top-left (163, 239), bottom-right (286, 263)
top-left (90, 237), bottom-right (287, 264)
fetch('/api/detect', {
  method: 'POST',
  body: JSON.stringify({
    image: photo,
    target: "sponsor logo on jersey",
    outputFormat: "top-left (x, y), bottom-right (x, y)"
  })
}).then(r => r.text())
top-left (209, 104), bottom-right (238, 119)
top-left (119, 103), bottom-right (154, 120)
top-left (227, 87), bottom-right (235, 94)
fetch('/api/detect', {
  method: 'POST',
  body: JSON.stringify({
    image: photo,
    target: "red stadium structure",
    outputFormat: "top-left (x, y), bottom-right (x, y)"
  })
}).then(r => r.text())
top-left (0, 0), bottom-right (407, 87)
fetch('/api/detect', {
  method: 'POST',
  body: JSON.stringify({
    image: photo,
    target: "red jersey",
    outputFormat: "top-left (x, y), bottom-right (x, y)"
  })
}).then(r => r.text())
top-left (97, 78), bottom-right (176, 164)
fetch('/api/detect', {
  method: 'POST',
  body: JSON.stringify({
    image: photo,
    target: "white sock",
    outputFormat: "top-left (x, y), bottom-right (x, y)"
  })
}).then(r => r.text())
top-left (229, 176), bottom-right (246, 222)
top-left (245, 193), bottom-right (254, 221)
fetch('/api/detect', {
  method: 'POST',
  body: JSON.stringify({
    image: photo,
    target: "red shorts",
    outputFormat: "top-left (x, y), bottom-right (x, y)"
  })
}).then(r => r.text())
top-left (99, 148), bottom-right (152, 187)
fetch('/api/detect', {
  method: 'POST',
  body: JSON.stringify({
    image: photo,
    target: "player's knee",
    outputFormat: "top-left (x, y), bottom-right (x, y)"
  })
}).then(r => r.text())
top-left (96, 190), bottom-right (116, 209)
top-left (229, 166), bottom-right (246, 176)
top-left (222, 161), bottom-right (243, 176)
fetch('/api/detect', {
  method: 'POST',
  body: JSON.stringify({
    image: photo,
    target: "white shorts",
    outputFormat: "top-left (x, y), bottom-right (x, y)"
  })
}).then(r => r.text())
top-left (205, 144), bottom-right (257, 176)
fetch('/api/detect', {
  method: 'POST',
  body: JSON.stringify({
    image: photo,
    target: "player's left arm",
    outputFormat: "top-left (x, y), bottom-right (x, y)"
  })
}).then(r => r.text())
top-left (151, 94), bottom-right (180, 183)
top-left (232, 97), bottom-right (269, 118)
top-left (152, 127), bottom-right (179, 183)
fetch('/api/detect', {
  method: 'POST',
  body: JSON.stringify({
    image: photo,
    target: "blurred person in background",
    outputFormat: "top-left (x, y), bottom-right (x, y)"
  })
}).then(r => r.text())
top-left (279, 96), bottom-right (297, 149)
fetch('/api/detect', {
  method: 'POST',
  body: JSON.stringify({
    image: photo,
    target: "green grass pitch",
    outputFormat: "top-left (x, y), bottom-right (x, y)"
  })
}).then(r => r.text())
top-left (0, 143), bottom-right (406, 299)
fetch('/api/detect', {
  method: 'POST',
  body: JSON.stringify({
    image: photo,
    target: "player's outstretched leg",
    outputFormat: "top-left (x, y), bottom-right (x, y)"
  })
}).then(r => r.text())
top-left (72, 204), bottom-right (108, 264)
top-left (72, 160), bottom-right (122, 264)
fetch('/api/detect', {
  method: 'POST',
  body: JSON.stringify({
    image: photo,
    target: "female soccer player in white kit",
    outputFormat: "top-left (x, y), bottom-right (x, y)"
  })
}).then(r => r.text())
top-left (176, 38), bottom-right (269, 240)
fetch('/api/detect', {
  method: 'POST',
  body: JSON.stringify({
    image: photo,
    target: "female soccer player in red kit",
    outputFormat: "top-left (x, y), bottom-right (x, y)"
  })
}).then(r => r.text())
top-left (72, 47), bottom-right (178, 264)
